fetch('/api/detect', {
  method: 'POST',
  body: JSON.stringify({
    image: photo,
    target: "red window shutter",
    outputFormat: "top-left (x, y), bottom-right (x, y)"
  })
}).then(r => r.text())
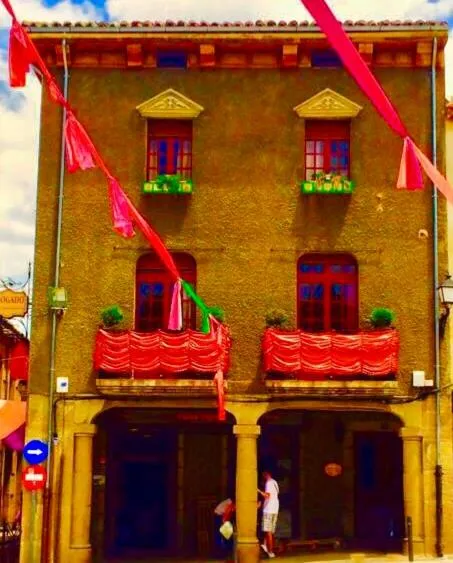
top-left (147, 119), bottom-right (193, 180)
top-left (304, 120), bottom-right (350, 180)
top-left (136, 252), bottom-right (197, 331)
top-left (297, 253), bottom-right (358, 333)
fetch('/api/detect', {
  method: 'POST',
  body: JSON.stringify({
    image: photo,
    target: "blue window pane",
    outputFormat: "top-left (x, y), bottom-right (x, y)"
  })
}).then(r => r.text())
top-left (156, 51), bottom-right (187, 68)
top-left (332, 284), bottom-right (343, 298)
top-left (339, 141), bottom-right (349, 151)
top-left (311, 49), bottom-right (342, 68)
top-left (300, 284), bottom-right (324, 300)
top-left (331, 157), bottom-right (338, 166)
top-left (139, 283), bottom-right (151, 297)
top-left (150, 283), bottom-right (164, 297)
top-left (300, 264), bottom-right (324, 274)
top-left (158, 140), bottom-right (168, 174)
top-left (331, 141), bottom-right (337, 152)
top-left (339, 155), bottom-right (348, 166)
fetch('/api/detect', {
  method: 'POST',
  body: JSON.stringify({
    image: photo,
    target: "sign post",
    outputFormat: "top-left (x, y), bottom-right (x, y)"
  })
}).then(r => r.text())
top-left (23, 440), bottom-right (49, 466)
top-left (22, 465), bottom-right (47, 563)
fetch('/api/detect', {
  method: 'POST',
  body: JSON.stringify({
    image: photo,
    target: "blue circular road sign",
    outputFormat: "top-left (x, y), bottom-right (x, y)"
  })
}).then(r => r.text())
top-left (23, 439), bottom-right (49, 465)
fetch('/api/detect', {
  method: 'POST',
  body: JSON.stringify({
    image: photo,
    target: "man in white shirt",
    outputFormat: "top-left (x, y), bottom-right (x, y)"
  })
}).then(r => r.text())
top-left (258, 470), bottom-right (279, 559)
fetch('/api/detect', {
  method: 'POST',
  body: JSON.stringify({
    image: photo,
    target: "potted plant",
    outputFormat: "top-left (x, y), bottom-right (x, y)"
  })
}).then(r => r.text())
top-left (265, 309), bottom-right (290, 330)
top-left (143, 174), bottom-right (193, 194)
top-left (369, 307), bottom-right (395, 329)
top-left (100, 305), bottom-right (124, 329)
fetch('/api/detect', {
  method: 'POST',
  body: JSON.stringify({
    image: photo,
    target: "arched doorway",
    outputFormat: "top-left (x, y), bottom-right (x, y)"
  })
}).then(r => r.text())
top-left (258, 409), bottom-right (404, 553)
top-left (91, 407), bottom-right (236, 561)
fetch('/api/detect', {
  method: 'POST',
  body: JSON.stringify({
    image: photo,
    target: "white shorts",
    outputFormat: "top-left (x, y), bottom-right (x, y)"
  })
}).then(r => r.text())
top-left (262, 512), bottom-right (278, 533)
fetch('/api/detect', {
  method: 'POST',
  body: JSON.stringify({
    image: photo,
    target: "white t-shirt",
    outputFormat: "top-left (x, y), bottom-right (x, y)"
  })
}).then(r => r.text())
top-left (263, 478), bottom-right (279, 514)
top-left (214, 498), bottom-right (233, 516)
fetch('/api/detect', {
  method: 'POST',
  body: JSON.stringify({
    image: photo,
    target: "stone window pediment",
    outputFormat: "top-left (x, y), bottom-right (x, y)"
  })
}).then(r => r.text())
top-left (293, 88), bottom-right (362, 120)
top-left (136, 88), bottom-right (204, 120)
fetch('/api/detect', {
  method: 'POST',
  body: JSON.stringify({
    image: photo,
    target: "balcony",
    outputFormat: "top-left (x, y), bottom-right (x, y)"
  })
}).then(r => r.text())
top-left (263, 328), bottom-right (400, 397)
top-left (94, 328), bottom-right (230, 396)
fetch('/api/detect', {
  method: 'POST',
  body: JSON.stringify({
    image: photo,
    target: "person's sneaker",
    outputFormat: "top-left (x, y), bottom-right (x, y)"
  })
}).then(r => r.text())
top-left (268, 553), bottom-right (276, 559)
top-left (260, 543), bottom-right (269, 555)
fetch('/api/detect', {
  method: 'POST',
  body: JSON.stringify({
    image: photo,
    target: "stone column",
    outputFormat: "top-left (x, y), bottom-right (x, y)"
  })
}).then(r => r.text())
top-left (70, 424), bottom-right (96, 563)
top-left (234, 424), bottom-right (260, 563)
top-left (400, 428), bottom-right (425, 555)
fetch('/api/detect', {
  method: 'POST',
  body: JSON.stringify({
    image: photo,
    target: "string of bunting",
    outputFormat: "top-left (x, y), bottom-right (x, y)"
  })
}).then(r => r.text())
top-left (1, 0), bottom-right (227, 419)
top-left (300, 0), bottom-right (453, 201)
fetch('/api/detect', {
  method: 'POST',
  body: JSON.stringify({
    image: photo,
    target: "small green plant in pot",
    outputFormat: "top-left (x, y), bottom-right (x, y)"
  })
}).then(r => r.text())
top-left (101, 305), bottom-right (124, 329)
top-left (370, 308), bottom-right (395, 329)
top-left (265, 309), bottom-right (289, 329)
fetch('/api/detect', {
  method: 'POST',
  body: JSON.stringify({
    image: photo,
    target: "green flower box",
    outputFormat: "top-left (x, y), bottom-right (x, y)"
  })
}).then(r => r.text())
top-left (301, 176), bottom-right (355, 195)
top-left (143, 175), bottom-right (193, 195)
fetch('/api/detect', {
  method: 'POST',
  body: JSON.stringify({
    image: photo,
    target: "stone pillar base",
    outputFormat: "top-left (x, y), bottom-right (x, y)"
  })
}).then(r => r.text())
top-left (69, 545), bottom-right (92, 563)
top-left (403, 536), bottom-right (425, 557)
top-left (236, 541), bottom-right (260, 563)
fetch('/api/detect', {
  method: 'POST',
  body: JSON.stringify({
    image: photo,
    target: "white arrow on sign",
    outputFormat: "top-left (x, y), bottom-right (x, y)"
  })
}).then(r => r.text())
top-left (27, 449), bottom-right (43, 455)
top-left (25, 474), bottom-right (44, 482)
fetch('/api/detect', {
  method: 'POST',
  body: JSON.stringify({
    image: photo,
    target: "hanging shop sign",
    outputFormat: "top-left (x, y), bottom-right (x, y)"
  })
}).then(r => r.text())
top-left (324, 463), bottom-right (343, 477)
top-left (0, 289), bottom-right (28, 319)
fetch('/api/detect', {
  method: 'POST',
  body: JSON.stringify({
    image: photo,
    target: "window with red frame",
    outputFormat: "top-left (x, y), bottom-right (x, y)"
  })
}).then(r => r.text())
top-left (297, 254), bottom-right (358, 332)
top-left (147, 119), bottom-right (192, 180)
top-left (305, 120), bottom-right (350, 181)
top-left (136, 252), bottom-right (196, 331)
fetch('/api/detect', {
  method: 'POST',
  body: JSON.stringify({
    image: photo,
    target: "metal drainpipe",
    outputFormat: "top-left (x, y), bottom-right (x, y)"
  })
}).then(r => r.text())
top-left (41, 38), bottom-right (69, 563)
top-left (431, 36), bottom-right (443, 559)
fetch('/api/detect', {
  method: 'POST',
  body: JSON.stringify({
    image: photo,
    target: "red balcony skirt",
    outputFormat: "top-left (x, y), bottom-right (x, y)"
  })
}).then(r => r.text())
top-left (263, 328), bottom-right (399, 378)
top-left (94, 328), bottom-right (230, 377)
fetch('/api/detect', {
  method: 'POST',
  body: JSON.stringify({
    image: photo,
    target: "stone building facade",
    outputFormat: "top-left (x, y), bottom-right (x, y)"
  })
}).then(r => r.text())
top-left (23, 20), bottom-right (452, 563)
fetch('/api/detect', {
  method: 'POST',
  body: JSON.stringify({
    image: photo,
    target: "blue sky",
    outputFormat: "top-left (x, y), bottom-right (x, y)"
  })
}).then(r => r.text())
top-left (0, 0), bottom-right (453, 281)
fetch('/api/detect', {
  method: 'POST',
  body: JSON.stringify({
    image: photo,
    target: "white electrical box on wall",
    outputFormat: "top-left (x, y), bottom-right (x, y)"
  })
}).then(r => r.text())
top-left (412, 370), bottom-right (426, 387)
top-left (56, 376), bottom-right (69, 393)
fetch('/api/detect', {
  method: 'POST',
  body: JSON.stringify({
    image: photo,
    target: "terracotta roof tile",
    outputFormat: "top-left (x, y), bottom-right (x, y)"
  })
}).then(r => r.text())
top-left (24, 19), bottom-right (448, 30)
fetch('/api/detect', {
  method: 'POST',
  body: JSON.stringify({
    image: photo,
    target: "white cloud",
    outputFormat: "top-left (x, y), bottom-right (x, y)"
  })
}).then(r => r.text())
top-left (0, 0), bottom-right (103, 279)
top-left (0, 0), bottom-right (99, 27)
top-left (106, 0), bottom-right (453, 23)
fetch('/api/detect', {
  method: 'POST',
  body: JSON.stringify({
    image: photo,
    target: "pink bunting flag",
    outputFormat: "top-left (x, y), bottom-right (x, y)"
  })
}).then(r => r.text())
top-left (125, 195), bottom-right (181, 280)
top-left (168, 280), bottom-right (183, 330)
top-left (9, 20), bottom-right (32, 87)
top-left (107, 177), bottom-right (135, 238)
top-left (412, 141), bottom-right (453, 205)
top-left (64, 112), bottom-right (97, 172)
top-left (397, 137), bottom-right (424, 190)
top-left (212, 316), bottom-right (226, 421)
top-left (1, 0), bottom-right (15, 18)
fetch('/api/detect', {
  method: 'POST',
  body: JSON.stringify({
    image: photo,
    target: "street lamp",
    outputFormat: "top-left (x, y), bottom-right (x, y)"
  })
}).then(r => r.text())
top-left (438, 274), bottom-right (453, 338)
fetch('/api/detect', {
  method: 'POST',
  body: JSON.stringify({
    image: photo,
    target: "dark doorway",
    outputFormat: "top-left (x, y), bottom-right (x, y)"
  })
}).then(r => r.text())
top-left (115, 461), bottom-right (169, 551)
top-left (354, 432), bottom-right (404, 551)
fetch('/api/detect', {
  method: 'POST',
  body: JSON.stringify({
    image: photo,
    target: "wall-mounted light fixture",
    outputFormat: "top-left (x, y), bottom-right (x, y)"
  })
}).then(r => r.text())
top-left (438, 274), bottom-right (453, 338)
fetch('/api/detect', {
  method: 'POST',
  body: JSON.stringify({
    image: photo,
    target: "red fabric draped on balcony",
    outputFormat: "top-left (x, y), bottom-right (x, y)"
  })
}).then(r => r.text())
top-left (94, 328), bottom-right (230, 376)
top-left (263, 329), bottom-right (399, 378)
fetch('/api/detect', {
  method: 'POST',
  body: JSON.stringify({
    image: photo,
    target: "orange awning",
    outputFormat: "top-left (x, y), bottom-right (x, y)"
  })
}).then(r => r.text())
top-left (0, 400), bottom-right (26, 440)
